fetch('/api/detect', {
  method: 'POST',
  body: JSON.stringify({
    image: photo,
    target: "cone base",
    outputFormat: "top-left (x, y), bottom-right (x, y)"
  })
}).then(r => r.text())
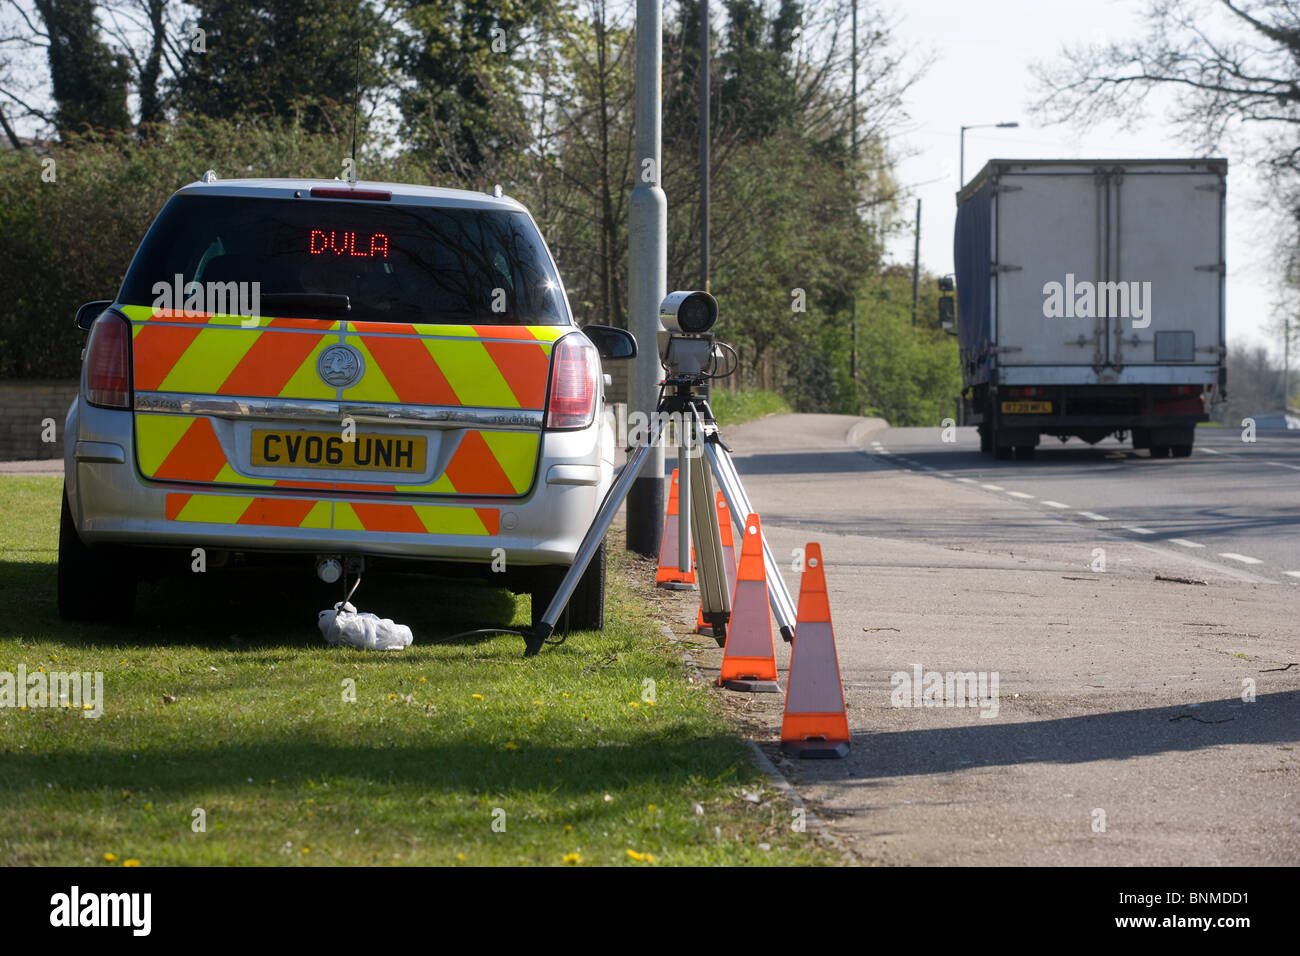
top-left (721, 678), bottom-right (781, 693)
top-left (780, 739), bottom-right (850, 759)
top-left (657, 581), bottom-right (697, 591)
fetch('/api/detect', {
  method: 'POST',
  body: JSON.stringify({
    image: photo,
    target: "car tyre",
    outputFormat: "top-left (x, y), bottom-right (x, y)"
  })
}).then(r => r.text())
top-left (58, 486), bottom-right (136, 623)
top-left (530, 538), bottom-right (605, 635)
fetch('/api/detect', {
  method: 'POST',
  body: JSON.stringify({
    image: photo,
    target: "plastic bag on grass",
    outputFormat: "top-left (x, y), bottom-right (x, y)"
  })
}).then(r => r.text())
top-left (318, 602), bottom-right (413, 650)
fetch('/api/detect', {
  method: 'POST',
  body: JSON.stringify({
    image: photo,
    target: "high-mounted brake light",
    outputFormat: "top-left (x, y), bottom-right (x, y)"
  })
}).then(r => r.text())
top-left (546, 333), bottom-right (600, 429)
top-left (308, 187), bottom-right (391, 201)
top-left (84, 311), bottom-right (132, 409)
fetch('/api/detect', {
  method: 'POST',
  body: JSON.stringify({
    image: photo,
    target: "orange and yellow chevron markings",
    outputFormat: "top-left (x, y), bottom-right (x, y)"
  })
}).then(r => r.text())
top-left (164, 493), bottom-right (499, 535)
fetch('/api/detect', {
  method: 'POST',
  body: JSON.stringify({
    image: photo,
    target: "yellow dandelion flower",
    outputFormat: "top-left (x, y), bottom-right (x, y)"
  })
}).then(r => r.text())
top-left (628, 702), bottom-right (640, 708)
top-left (504, 742), bottom-right (518, 751)
top-left (457, 852), bottom-right (467, 862)
top-left (419, 677), bottom-right (427, 683)
top-left (103, 853), bottom-right (117, 863)
top-left (564, 824), bottom-right (573, 833)
top-left (646, 700), bottom-right (656, 707)
top-left (301, 847), bottom-right (310, 855)
top-left (562, 692), bottom-right (570, 698)
top-left (647, 804), bottom-right (656, 811)
top-left (472, 693), bottom-right (484, 700)
top-left (562, 852), bottom-right (582, 865)
top-left (533, 700), bottom-right (543, 706)
top-left (388, 694), bottom-right (398, 700)
top-left (122, 859), bottom-right (141, 867)
top-left (626, 849), bottom-right (646, 861)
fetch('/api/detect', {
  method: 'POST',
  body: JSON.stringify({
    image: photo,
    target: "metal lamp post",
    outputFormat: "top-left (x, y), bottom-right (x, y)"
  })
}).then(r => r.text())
top-left (959, 121), bottom-right (1018, 188)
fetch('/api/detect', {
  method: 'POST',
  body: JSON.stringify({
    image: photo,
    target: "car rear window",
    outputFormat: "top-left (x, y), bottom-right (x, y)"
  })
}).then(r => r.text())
top-left (118, 194), bottom-right (570, 325)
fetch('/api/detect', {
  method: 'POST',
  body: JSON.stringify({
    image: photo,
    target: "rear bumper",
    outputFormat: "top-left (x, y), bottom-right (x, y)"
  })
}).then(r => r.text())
top-left (66, 400), bottom-right (612, 567)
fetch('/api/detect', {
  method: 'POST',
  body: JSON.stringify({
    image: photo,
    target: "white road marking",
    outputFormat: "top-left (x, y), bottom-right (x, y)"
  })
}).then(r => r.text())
top-left (1005, 491), bottom-right (1035, 499)
top-left (1200, 447), bottom-right (1221, 455)
top-left (1123, 526), bottom-right (1156, 535)
top-left (1077, 511), bottom-right (1109, 521)
top-left (955, 477), bottom-right (977, 484)
top-left (980, 483), bottom-right (1004, 491)
top-left (1041, 500), bottom-right (1070, 509)
top-left (1219, 552), bottom-right (1264, 565)
top-left (1168, 538), bottom-right (1205, 549)
top-left (1284, 571), bottom-right (1300, 579)
top-left (920, 465), bottom-right (937, 471)
top-left (1133, 542), bottom-right (1275, 585)
top-left (939, 472), bottom-right (955, 478)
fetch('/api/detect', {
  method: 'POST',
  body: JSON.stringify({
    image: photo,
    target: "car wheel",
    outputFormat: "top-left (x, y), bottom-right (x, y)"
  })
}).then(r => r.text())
top-left (530, 539), bottom-right (606, 635)
top-left (58, 486), bottom-right (136, 623)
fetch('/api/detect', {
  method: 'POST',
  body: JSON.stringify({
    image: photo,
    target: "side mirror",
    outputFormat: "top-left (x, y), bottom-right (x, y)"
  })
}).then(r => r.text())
top-left (582, 324), bottom-right (637, 360)
top-left (76, 300), bottom-right (113, 331)
top-left (938, 296), bottom-right (955, 332)
top-left (937, 275), bottom-right (955, 293)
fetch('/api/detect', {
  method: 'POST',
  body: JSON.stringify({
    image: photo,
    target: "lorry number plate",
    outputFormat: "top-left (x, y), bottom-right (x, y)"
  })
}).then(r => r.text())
top-left (1001, 401), bottom-right (1052, 414)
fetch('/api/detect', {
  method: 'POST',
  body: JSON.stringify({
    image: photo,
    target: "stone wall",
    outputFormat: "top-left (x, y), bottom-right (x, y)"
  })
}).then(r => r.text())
top-left (0, 380), bottom-right (78, 461)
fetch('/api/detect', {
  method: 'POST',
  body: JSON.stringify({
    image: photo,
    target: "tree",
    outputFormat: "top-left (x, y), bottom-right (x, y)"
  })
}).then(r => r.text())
top-left (171, 0), bottom-right (391, 135)
top-left (398, 0), bottom-right (553, 184)
top-left (29, 0), bottom-right (130, 137)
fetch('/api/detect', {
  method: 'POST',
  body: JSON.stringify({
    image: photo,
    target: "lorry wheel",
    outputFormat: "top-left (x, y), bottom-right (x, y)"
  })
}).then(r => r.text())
top-left (57, 487), bottom-right (136, 623)
top-left (994, 445), bottom-right (1014, 461)
top-left (1149, 445), bottom-right (1171, 459)
top-left (979, 425), bottom-right (992, 454)
top-left (1171, 444), bottom-right (1193, 458)
top-left (1015, 445), bottom-right (1036, 460)
top-left (529, 539), bottom-right (606, 635)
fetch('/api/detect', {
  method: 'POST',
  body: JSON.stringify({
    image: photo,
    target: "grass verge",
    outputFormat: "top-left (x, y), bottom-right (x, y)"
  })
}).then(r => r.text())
top-left (0, 476), bottom-right (837, 866)
top-left (710, 388), bottom-right (791, 427)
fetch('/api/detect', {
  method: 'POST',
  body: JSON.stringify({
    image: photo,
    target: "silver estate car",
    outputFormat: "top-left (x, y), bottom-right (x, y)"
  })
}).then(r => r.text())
top-left (60, 176), bottom-right (635, 631)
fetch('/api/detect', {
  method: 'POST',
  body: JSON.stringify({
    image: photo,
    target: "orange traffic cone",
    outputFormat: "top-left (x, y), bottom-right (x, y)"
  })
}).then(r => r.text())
top-left (718, 513), bottom-right (779, 693)
top-left (697, 493), bottom-right (738, 639)
top-left (780, 543), bottom-right (850, 758)
top-left (656, 469), bottom-right (696, 590)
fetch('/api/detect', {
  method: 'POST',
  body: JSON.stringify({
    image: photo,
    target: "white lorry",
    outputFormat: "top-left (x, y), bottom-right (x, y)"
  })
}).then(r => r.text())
top-left (952, 158), bottom-right (1226, 459)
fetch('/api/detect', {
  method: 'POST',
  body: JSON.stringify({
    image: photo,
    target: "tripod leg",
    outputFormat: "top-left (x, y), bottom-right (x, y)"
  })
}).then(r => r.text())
top-left (704, 441), bottom-right (798, 643)
top-left (687, 432), bottom-right (730, 646)
top-left (526, 415), bottom-right (668, 656)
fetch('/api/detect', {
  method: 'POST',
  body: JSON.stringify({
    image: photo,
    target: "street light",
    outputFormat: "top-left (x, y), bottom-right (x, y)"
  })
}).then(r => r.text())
top-left (959, 121), bottom-right (1018, 188)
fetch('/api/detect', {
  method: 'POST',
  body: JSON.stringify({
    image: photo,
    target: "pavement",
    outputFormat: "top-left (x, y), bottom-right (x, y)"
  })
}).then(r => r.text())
top-left (663, 414), bottom-right (1300, 865)
top-left (0, 459), bottom-right (62, 475)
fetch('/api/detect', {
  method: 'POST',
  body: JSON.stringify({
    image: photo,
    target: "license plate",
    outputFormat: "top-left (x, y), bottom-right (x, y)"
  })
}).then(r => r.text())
top-left (1001, 401), bottom-right (1052, 414)
top-left (251, 429), bottom-right (427, 474)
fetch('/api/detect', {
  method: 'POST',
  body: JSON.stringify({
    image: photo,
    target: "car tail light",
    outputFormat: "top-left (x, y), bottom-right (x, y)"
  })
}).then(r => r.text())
top-left (85, 311), bottom-right (132, 409)
top-left (545, 333), bottom-right (600, 429)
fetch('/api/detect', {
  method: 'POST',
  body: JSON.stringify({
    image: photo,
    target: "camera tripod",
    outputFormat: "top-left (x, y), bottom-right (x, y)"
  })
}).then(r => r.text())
top-left (525, 375), bottom-right (799, 657)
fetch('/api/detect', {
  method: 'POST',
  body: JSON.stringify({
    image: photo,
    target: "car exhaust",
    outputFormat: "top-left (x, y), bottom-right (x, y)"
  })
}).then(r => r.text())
top-left (315, 556), bottom-right (343, 584)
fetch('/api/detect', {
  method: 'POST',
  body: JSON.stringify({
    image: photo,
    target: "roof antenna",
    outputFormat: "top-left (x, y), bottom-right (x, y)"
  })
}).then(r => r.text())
top-left (348, 41), bottom-right (361, 185)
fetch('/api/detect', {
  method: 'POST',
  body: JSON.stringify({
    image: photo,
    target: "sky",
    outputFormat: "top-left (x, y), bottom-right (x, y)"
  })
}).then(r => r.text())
top-left (882, 0), bottom-right (1283, 355)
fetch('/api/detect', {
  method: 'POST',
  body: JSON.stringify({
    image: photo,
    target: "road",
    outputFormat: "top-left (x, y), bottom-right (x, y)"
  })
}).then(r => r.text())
top-left (671, 414), bottom-right (1300, 865)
